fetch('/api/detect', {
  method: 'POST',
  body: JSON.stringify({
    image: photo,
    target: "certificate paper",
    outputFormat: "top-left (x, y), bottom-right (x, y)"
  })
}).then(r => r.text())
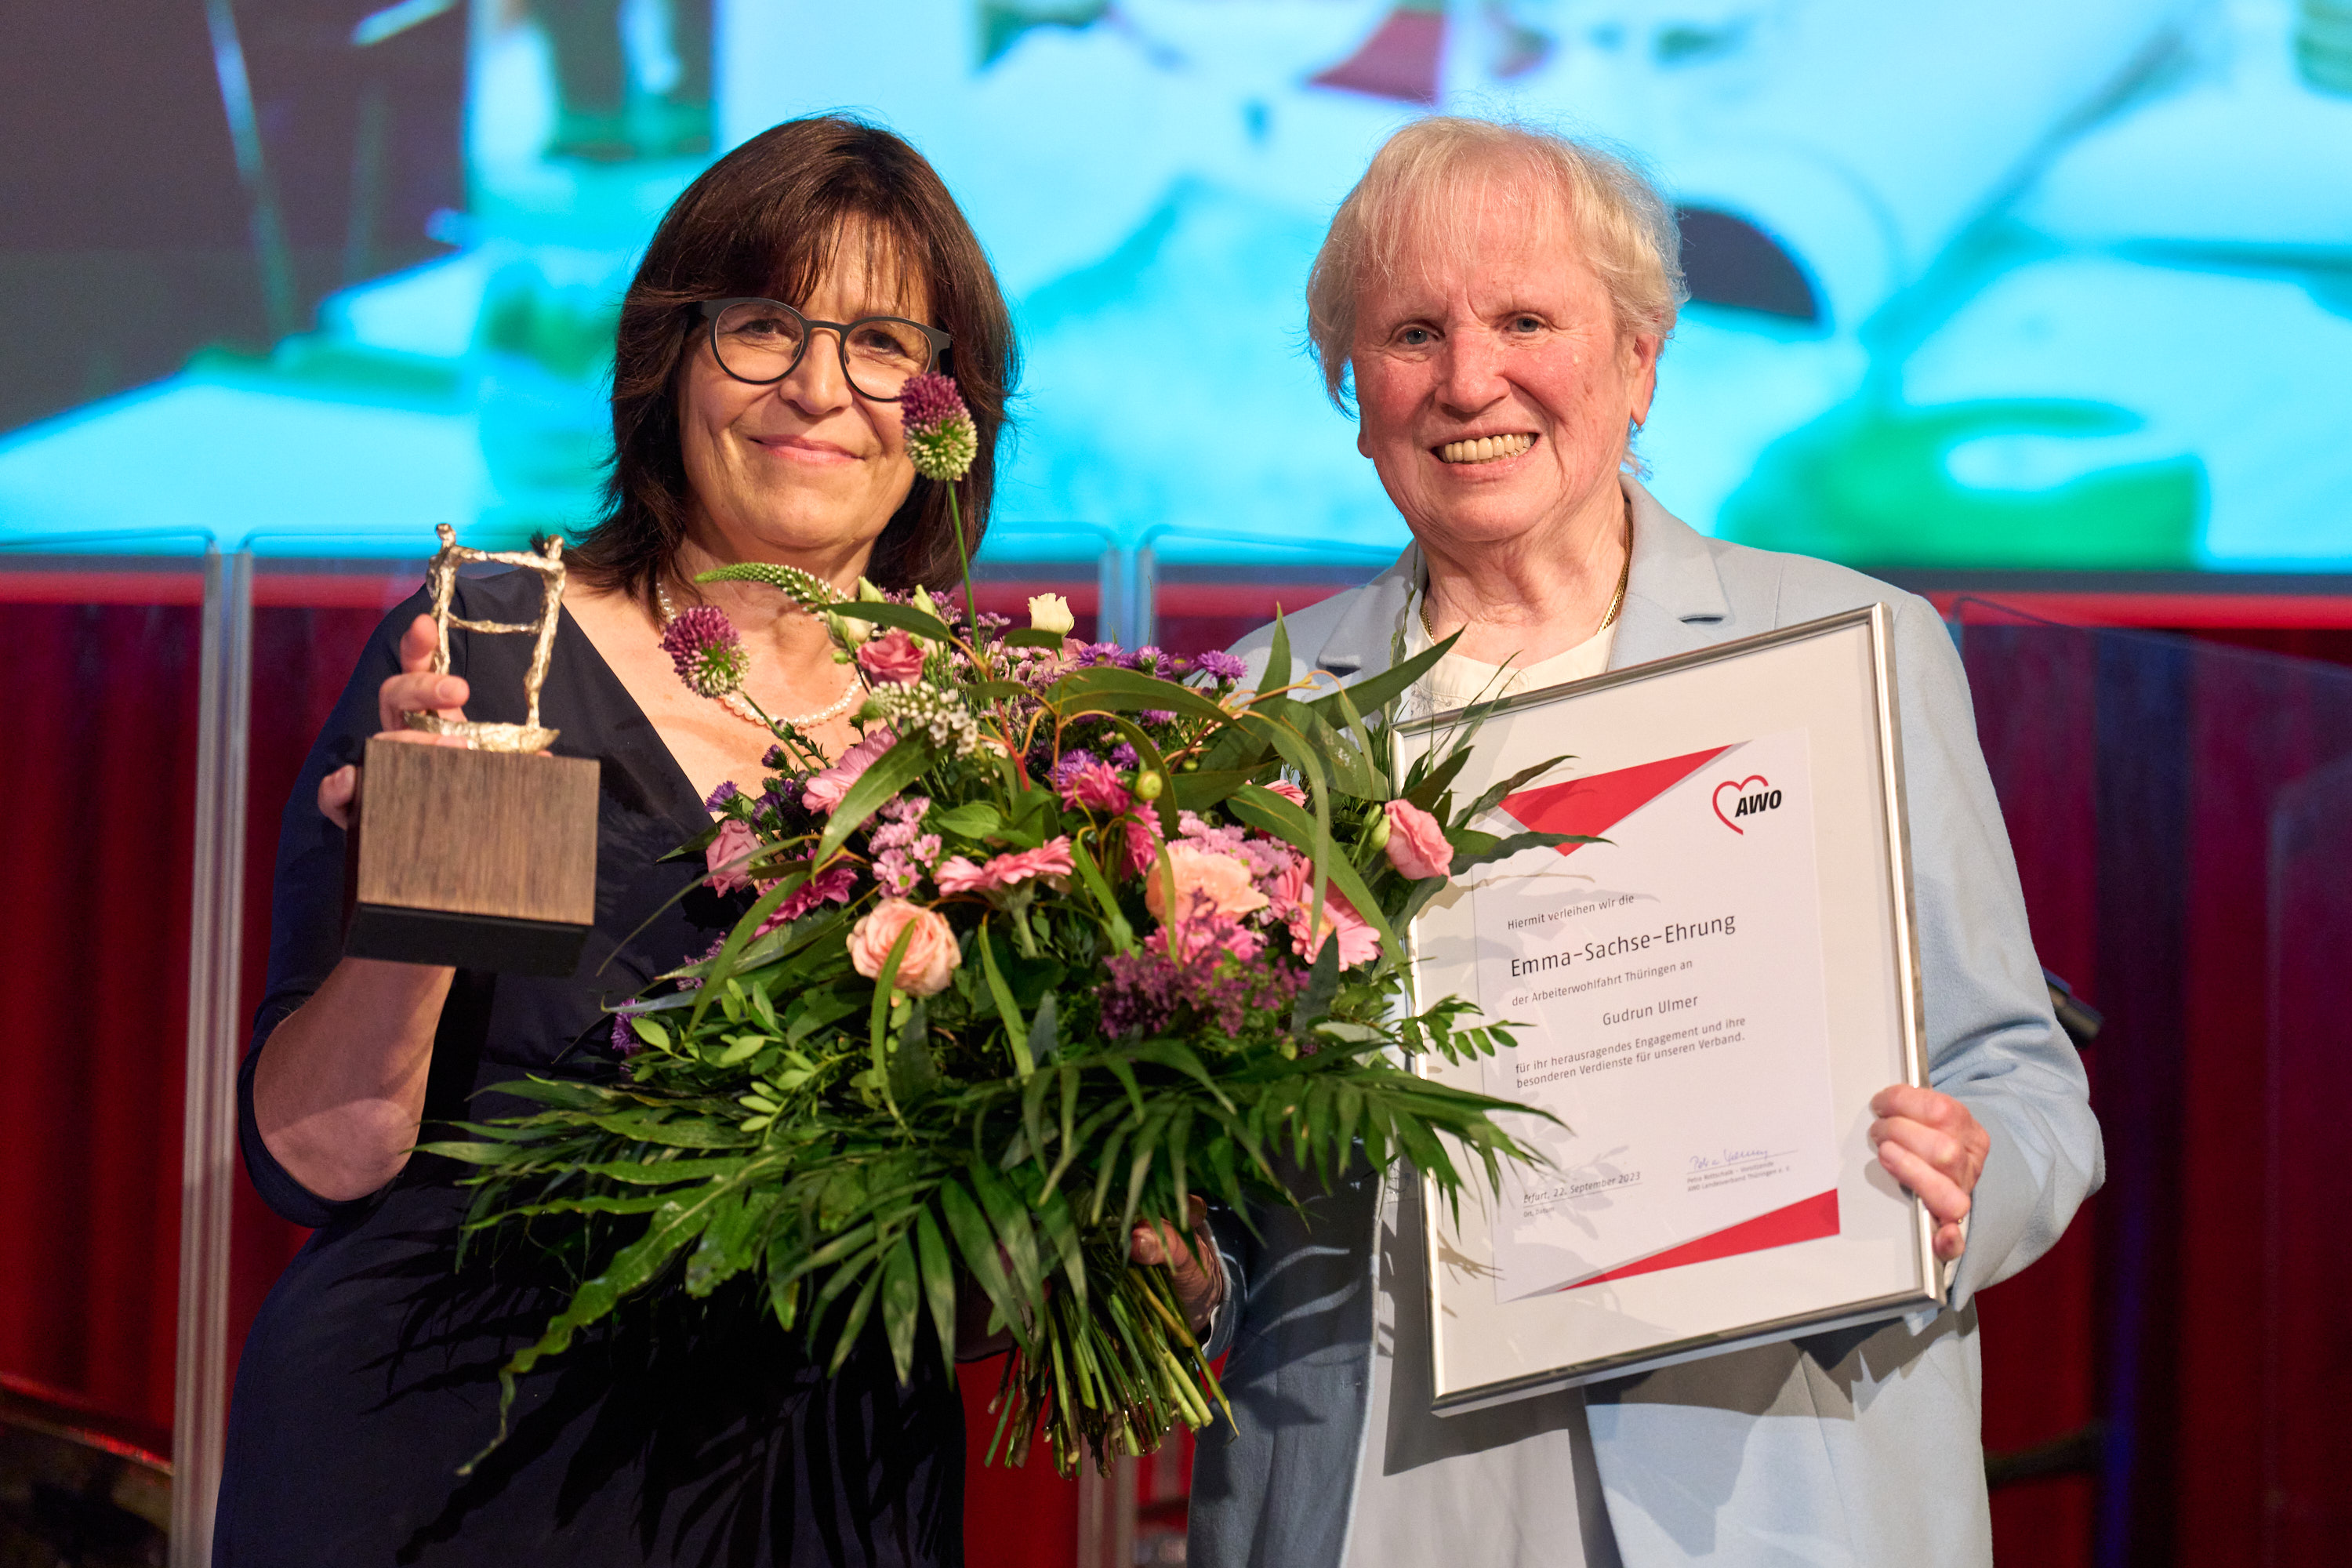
top-left (1466, 728), bottom-right (1840, 1299)
top-left (1400, 606), bottom-right (1940, 1413)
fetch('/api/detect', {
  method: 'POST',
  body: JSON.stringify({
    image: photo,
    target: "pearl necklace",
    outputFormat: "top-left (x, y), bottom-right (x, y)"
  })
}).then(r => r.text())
top-left (655, 581), bottom-right (866, 729)
top-left (1418, 515), bottom-right (1632, 648)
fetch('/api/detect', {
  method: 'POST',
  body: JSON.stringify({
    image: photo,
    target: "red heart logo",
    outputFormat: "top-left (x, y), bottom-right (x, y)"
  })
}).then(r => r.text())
top-left (1713, 775), bottom-right (1769, 833)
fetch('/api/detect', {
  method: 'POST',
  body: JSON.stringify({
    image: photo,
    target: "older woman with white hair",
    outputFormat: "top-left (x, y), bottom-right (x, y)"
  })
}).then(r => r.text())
top-left (1186, 118), bottom-right (2101, 1568)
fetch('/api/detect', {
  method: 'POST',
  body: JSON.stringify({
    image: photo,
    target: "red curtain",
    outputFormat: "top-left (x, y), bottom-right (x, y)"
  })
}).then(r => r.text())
top-left (16, 582), bottom-right (2345, 1568)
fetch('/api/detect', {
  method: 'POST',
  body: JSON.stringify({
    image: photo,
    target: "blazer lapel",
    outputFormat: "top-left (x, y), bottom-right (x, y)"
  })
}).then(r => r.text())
top-left (1606, 477), bottom-right (1734, 670)
top-left (1308, 544), bottom-right (1418, 682)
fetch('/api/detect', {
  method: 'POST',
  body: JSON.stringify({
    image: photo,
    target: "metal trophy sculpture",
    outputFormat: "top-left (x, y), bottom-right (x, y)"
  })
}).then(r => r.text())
top-left (344, 525), bottom-right (601, 975)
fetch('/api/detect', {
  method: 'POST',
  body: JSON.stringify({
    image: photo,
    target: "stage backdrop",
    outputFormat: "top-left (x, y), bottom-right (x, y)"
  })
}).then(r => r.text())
top-left (4, 0), bottom-right (2352, 575)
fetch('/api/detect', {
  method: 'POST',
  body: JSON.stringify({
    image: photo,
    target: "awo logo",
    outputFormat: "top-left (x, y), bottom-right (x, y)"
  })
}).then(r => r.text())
top-left (1711, 775), bottom-right (1784, 833)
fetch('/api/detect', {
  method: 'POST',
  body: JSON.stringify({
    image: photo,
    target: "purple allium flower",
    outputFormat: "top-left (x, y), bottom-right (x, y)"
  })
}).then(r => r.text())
top-left (659, 605), bottom-right (750, 699)
top-left (1192, 650), bottom-right (1247, 684)
top-left (898, 370), bottom-right (967, 432)
top-left (704, 780), bottom-right (740, 812)
top-left (898, 371), bottom-right (979, 482)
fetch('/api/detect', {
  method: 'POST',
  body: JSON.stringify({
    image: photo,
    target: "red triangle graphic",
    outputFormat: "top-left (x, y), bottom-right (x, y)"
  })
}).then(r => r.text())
top-left (1568, 1189), bottom-right (1842, 1289)
top-left (1308, 8), bottom-right (1446, 105)
top-left (1500, 746), bottom-right (1732, 856)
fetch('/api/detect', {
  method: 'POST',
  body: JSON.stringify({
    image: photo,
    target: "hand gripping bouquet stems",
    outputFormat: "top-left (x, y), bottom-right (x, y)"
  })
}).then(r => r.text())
top-left (426, 375), bottom-right (1581, 1475)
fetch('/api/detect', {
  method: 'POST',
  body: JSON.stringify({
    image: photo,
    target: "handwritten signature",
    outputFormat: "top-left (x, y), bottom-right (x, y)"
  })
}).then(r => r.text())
top-left (1688, 1148), bottom-right (1773, 1172)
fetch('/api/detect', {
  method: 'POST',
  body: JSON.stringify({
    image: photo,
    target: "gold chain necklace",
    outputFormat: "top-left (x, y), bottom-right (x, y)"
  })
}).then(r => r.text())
top-left (1418, 516), bottom-right (1633, 647)
top-left (655, 582), bottom-right (865, 729)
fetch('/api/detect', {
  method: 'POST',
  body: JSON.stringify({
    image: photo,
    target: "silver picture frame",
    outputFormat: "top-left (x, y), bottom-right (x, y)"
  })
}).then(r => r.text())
top-left (1397, 604), bottom-right (1942, 1414)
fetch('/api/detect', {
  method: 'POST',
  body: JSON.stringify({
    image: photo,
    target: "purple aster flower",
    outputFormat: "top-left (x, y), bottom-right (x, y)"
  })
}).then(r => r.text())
top-left (1100, 924), bottom-right (1305, 1040)
top-left (659, 605), bottom-right (749, 699)
top-left (704, 780), bottom-right (740, 812)
top-left (610, 1014), bottom-right (641, 1058)
top-left (1109, 742), bottom-right (1140, 769)
top-left (875, 848), bottom-right (924, 897)
top-left (898, 371), bottom-right (978, 481)
top-left (1192, 649), bottom-right (1247, 684)
top-left (1141, 710), bottom-right (1176, 726)
top-left (1047, 750), bottom-right (1101, 789)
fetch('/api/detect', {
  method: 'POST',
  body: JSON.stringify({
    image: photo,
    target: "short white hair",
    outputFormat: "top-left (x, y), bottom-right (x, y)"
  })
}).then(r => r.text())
top-left (1305, 117), bottom-right (1686, 411)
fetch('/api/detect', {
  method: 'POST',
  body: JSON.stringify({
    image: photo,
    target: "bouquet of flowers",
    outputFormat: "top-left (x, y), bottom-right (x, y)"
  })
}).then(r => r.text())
top-left (430, 375), bottom-right (1574, 1475)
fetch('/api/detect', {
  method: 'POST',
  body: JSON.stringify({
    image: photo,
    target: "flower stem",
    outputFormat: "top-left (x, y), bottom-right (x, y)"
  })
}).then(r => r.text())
top-left (948, 484), bottom-right (986, 678)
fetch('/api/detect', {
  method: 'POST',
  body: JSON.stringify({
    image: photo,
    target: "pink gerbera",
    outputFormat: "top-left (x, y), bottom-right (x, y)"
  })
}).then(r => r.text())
top-left (935, 836), bottom-right (1077, 896)
top-left (753, 862), bottom-right (861, 934)
top-left (1269, 859), bottom-right (1381, 969)
top-left (802, 728), bottom-right (897, 815)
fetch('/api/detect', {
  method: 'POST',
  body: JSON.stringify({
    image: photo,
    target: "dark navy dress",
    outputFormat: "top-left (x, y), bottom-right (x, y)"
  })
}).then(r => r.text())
top-left (216, 571), bottom-right (963, 1566)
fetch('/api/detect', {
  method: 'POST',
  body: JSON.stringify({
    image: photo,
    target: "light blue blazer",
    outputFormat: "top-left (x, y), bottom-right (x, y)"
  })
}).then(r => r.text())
top-left (1189, 478), bottom-right (2103, 1568)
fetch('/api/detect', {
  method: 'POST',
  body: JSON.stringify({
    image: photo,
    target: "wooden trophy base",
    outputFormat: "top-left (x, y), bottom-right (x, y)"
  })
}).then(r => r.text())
top-left (347, 736), bottom-right (601, 977)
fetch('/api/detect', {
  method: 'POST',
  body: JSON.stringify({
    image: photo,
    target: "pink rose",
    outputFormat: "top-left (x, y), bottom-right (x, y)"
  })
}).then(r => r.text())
top-left (935, 837), bottom-right (1076, 896)
top-left (1382, 799), bottom-right (1454, 880)
top-left (802, 728), bottom-right (897, 815)
top-left (1266, 780), bottom-right (1308, 808)
top-left (705, 818), bottom-right (760, 895)
top-left (1269, 860), bottom-right (1381, 969)
top-left (847, 898), bottom-right (961, 996)
top-left (754, 862), bottom-right (860, 933)
top-left (856, 627), bottom-right (927, 686)
top-left (1143, 842), bottom-right (1269, 924)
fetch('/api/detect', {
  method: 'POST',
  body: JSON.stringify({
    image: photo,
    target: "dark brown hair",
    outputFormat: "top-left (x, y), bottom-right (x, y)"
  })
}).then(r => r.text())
top-left (572, 116), bottom-right (1018, 604)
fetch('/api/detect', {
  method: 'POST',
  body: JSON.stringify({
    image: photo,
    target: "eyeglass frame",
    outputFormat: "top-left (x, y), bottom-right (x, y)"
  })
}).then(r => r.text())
top-left (694, 298), bottom-right (952, 401)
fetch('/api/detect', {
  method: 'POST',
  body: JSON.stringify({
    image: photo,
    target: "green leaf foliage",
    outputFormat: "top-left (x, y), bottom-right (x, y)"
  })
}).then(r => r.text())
top-left (428, 602), bottom-right (1570, 1482)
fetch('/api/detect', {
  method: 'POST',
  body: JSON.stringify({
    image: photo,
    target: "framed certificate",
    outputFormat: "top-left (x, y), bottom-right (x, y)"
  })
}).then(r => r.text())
top-left (1398, 604), bottom-right (1940, 1414)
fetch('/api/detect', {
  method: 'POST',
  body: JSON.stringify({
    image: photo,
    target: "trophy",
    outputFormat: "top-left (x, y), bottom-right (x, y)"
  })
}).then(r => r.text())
top-left (344, 526), bottom-right (601, 976)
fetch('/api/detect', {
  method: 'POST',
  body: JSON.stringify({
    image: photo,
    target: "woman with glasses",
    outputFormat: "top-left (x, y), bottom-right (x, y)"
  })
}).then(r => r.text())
top-left (218, 117), bottom-right (1014, 1565)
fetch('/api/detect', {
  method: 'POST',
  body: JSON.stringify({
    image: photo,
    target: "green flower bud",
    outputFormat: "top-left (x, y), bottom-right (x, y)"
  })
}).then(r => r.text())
top-left (1367, 815), bottom-right (1392, 851)
top-left (1133, 771), bottom-right (1164, 800)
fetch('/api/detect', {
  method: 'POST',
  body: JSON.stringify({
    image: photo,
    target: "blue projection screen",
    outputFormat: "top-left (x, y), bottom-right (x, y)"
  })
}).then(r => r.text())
top-left (3, 0), bottom-right (2350, 570)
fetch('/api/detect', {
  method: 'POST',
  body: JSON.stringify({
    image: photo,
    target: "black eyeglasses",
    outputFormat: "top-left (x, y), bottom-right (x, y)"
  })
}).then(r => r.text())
top-left (695, 298), bottom-right (951, 401)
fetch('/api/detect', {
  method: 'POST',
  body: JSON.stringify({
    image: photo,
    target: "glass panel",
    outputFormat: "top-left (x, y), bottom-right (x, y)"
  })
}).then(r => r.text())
top-left (230, 554), bottom-right (434, 1404)
top-left (1139, 529), bottom-right (1390, 661)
